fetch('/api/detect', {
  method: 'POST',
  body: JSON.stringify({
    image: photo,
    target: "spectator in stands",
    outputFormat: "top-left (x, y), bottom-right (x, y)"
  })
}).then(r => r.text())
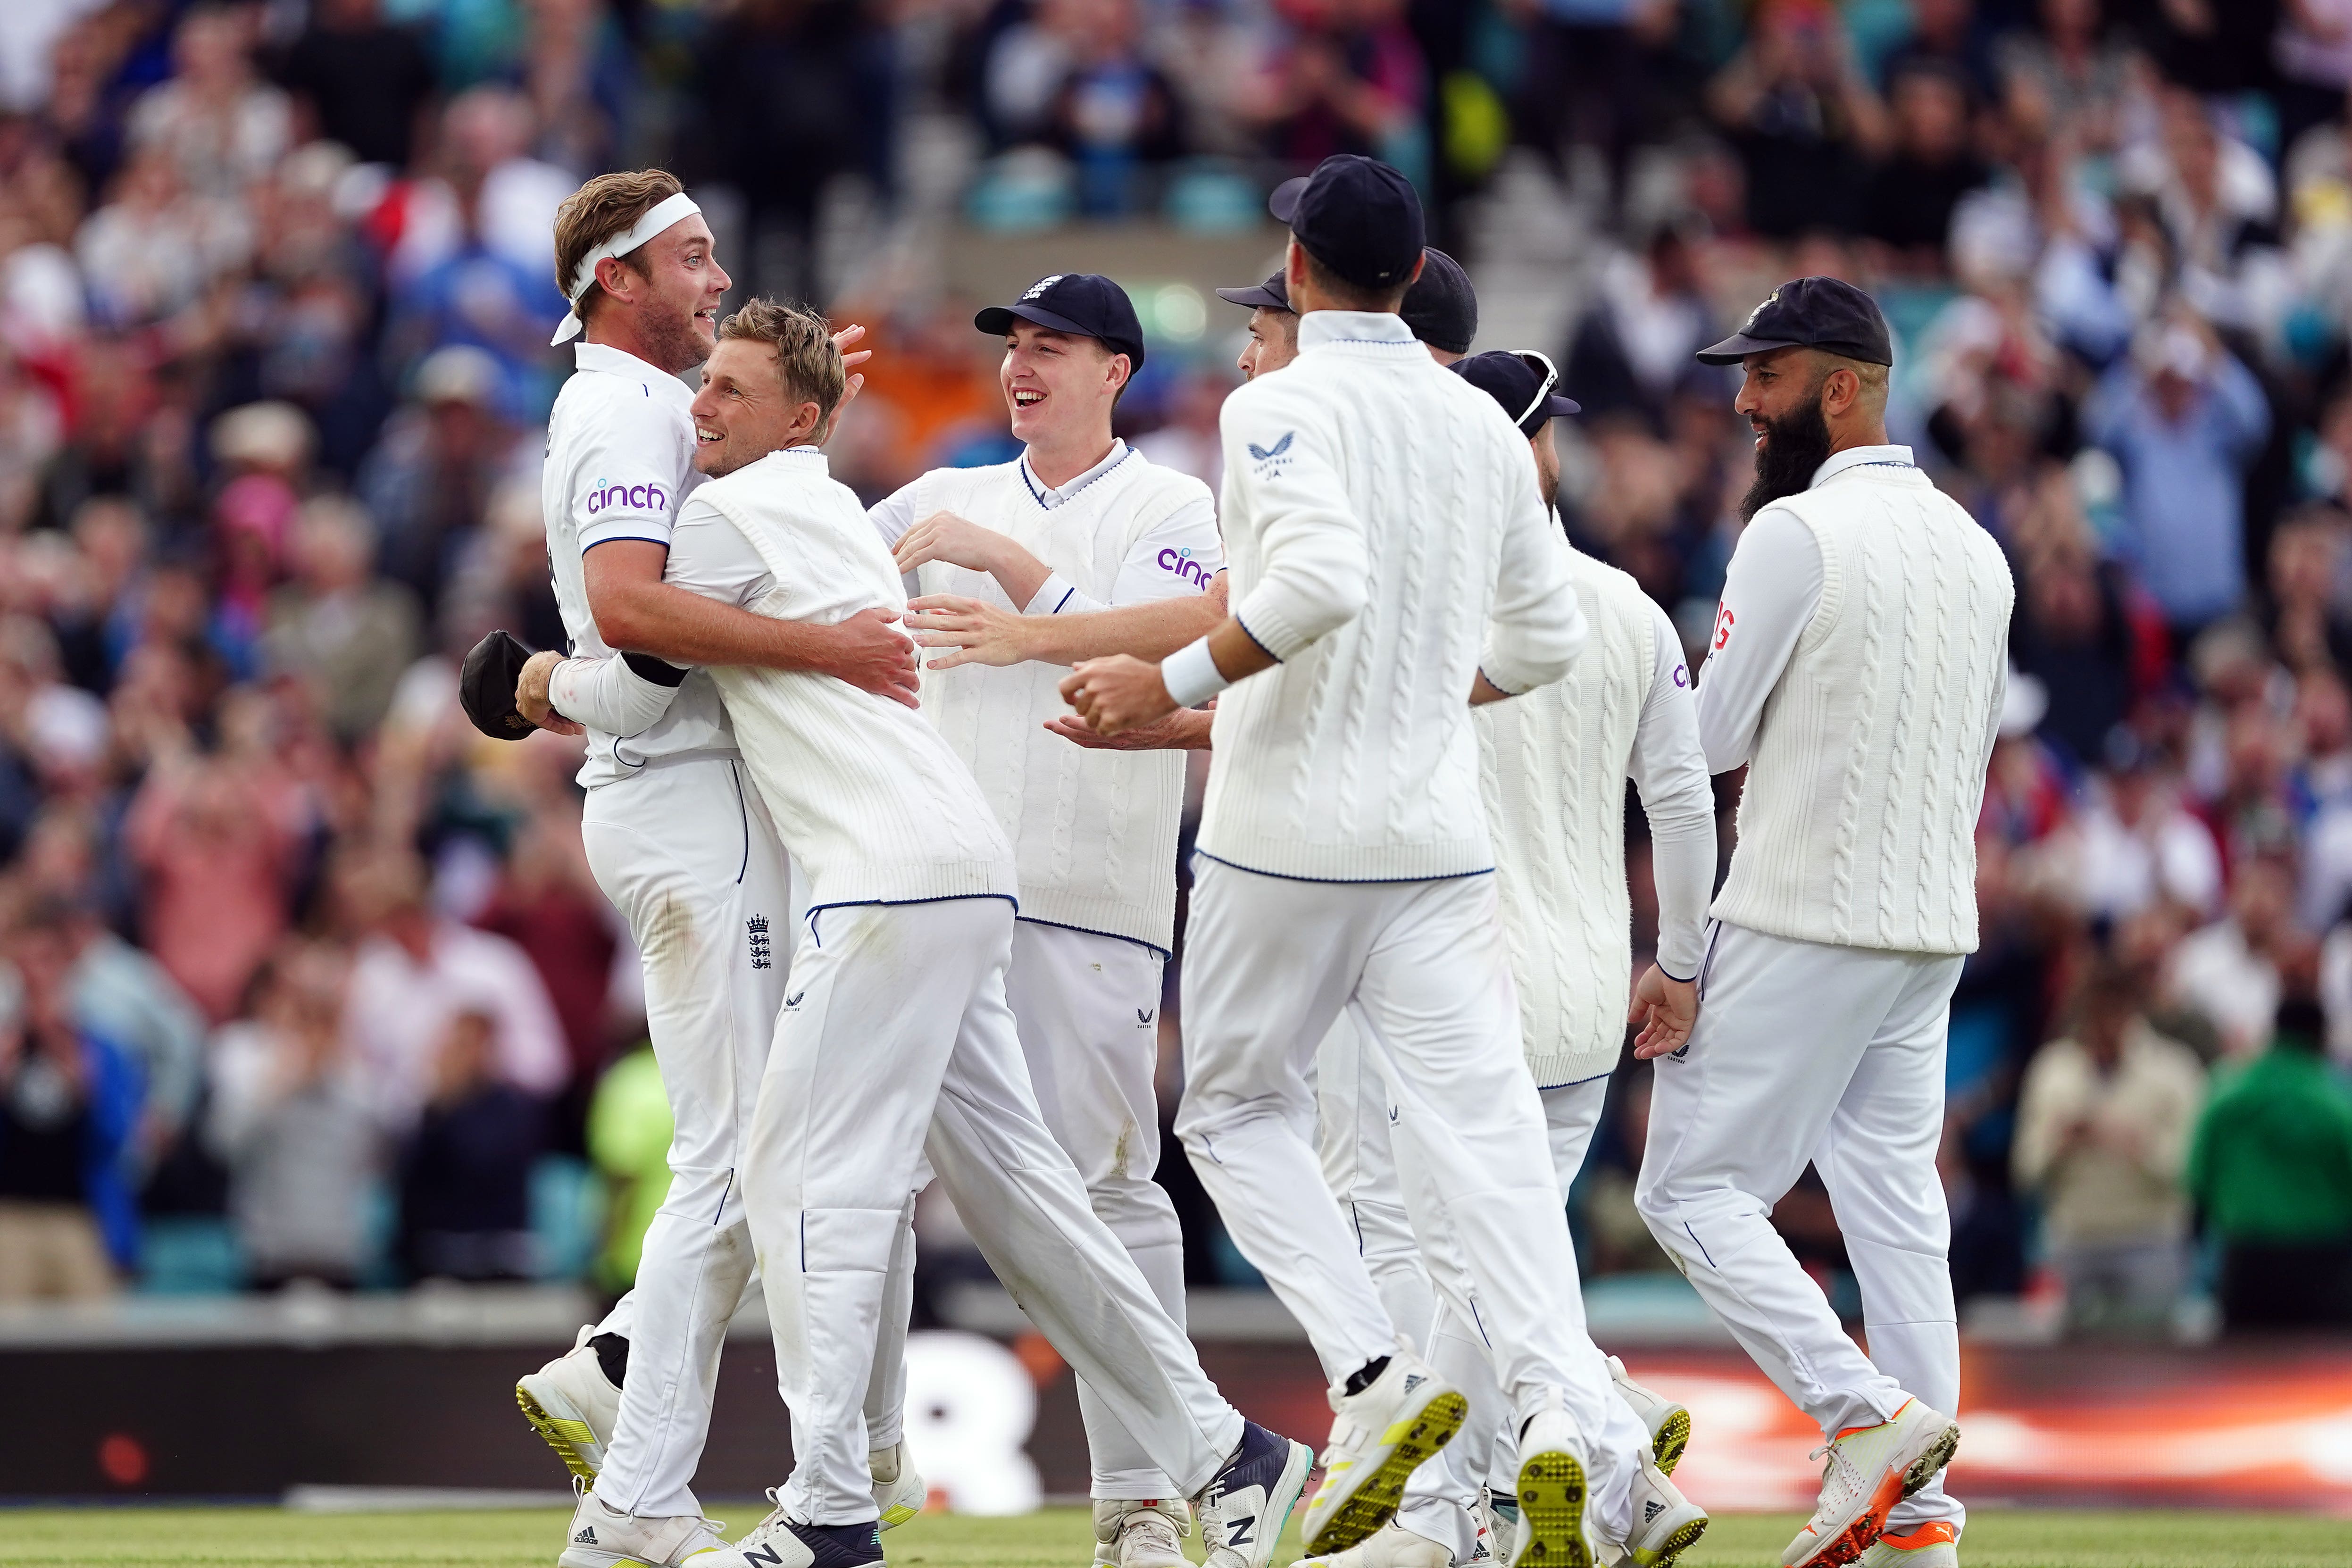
top-left (123, 752), bottom-right (302, 1025)
top-left (277, 0), bottom-right (439, 171)
top-left (1994, 0), bottom-right (2131, 151)
top-left (0, 896), bottom-right (142, 1300)
top-left (2085, 314), bottom-right (2271, 646)
top-left (75, 144), bottom-right (253, 329)
top-left (1239, 0), bottom-right (1429, 178)
top-left (1037, 0), bottom-right (1188, 216)
top-left (2169, 857), bottom-right (2302, 1059)
top-left (1508, 0), bottom-right (1678, 220)
top-left (125, 5), bottom-right (291, 201)
top-left (474, 804), bottom-right (617, 1144)
top-left (396, 1006), bottom-right (541, 1282)
top-left (336, 844), bottom-right (567, 1132)
top-left (2117, 87), bottom-right (2282, 335)
top-left (1707, 0), bottom-right (1889, 238)
top-left (1879, 0), bottom-right (1998, 104)
top-left (206, 942), bottom-right (377, 1289)
top-left (1561, 220), bottom-right (1719, 435)
top-left (1861, 62), bottom-right (1990, 274)
top-left (263, 496), bottom-right (422, 743)
top-left (2056, 727), bottom-right (2225, 924)
top-left (2013, 959), bottom-right (2207, 1335)
top-left (356, 345), bottom-right (519, 614)
top-left (2188, 993), bottom-right (2352, 1330)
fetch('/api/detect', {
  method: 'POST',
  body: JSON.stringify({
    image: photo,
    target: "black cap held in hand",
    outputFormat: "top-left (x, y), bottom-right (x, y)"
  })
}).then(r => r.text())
top-left (459, 628), bottom-right (537, 741)
top-left (1401, 248), bottom-right (1476, 354)
top-left (1269, 155), bottom-right (1425, 292)
top-left (976, 273), bottom-right (1147, 373)
top-left (1451, 350), bottom-right (1581, 437)
top-left (1697, 275), bottom-right (1893, 366)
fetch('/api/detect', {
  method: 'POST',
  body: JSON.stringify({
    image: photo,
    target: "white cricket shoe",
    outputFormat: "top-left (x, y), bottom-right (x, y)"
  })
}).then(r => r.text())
top-left (1480, 1487), bottom-right (1519, 1567)
top-left (1780, 1400), bottom-right (1960, 1568)
top-left (521, 1326), bottom-right (622, 1481)
top-left (558, 1488), bottom-right (724, 1568)
top-left (1508, 1401), bottom-right (1592, 1568)
top-left (1605, 1359), bottom-right (1690, 1477)
top-left (1295, 1521), bottom-right (1453, 1568)
top-left (1856, 1522), bottom-right (1958, 1568)
top-left (869, 1443), bottom-right (928, 1530)
top-left (1613, 1455), bottom-right (1707, 1568)
top-left (1092, 1499), bottom-right (1190, 1568)
top-left (684, 1495), bottom-right (883, 1568)
top-left (1301, 1346), bottom-right (1468, 1555)
top-left (1196, 1419), bottom-right (1316, 1568)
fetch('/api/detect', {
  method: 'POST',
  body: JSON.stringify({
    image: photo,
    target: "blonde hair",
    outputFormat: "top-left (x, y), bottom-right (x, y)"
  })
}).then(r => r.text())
top-left (718, 298), bottom-right (847, 428)
top-left (552, 169), bottom-right (685, 322)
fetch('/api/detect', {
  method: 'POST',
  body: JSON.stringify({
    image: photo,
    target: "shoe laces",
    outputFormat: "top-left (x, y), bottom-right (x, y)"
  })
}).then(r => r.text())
top-left (1805, 1440), bottom-right (1866, 1512)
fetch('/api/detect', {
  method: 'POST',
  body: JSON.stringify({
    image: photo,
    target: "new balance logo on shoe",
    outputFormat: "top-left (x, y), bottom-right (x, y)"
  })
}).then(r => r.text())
top-left (574, 1526), bottom-right (599, 1546)
top-left (1228, 1516), bottom-right (1256, 1546)
top-left (744, 1546), bottom-right (786, 1568)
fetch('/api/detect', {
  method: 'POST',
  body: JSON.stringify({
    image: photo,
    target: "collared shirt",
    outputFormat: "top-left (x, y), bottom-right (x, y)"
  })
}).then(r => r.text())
top-left (1693, 444), bottom-right (1914, 772)
top-left (1295, 309), bottom-right (1422, 352)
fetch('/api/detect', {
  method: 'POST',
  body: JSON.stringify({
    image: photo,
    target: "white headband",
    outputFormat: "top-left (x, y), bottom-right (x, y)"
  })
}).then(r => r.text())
top-left (551, 191), bottom-right (703, 346)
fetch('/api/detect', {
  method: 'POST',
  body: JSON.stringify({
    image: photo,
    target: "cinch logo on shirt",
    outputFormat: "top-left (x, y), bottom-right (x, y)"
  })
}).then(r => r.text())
top-left (586, 477), bottom-right (669, 516)
top-left (1157, 546), bottom-right (1215, 588)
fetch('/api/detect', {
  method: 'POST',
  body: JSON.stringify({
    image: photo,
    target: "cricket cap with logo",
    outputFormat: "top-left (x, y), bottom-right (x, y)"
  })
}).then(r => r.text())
top-left (976, 273), bottom-right (1147, 371)
top-left (1696, 275), bottom-right (1893, 366)
top-left (1268, 154), bottom-right (1426, 292)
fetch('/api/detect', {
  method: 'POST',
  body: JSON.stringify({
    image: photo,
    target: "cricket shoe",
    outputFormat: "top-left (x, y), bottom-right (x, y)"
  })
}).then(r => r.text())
top-left (1612, 1455), bottom-right (1707, 1568)
top-left (1856, 1522), bottom-right (1958, 1568)
top-left (870, 1443), bottom-right (928, 1530)
top-left (1508, 1399), bottom-right (1592, 1568)
top-left (684, 1499), bottom-right (882, 1568)
top-left (1780, 1401), bottom-right (1960, 1568)
top-left (1297, 1521), bottom-right (1454, 1568)
top-left (521, 1326), bottom-right (622, 1481)
top-left (1480, 1488), bottom-right (1519, 1567)
top-left (1195, 1419), bottom-right (1315, 1568)
top-left (558, 1488), bottom-right (724, 1568)
top-left (1301, 1346), bottom-right (1468, 1555)
top-left (1605, 1359), bottom-right (1690, 1477)
top-left (1092, 1499), bottom-right (1189, 1568)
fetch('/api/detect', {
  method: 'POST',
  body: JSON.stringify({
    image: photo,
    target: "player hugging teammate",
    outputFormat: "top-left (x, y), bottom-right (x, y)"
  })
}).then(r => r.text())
top-left (468, 153), bottom-right (1998, 1568)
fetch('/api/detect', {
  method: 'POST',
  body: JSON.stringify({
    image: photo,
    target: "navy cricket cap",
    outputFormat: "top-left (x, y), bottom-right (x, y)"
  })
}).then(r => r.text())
top-left (976, 273), bottom-right (1147, 371)
top-left (1269, 155), bottom-right (1425, 292)
top-left (1401, 248), bottom-right (1476, 354)
top-left (1697, 275), bottom-right (1892, 367)
top-left (1215, 270), bottom-right (1291, 313)
top-left (1452, 350), bottom-right (1580, 437)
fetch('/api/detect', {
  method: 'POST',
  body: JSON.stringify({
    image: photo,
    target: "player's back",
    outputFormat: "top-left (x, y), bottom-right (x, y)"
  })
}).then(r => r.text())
top-left (689, 450), bottom-right (1014, 912)
top-left (1201, 312), bottom-right (1578, 884)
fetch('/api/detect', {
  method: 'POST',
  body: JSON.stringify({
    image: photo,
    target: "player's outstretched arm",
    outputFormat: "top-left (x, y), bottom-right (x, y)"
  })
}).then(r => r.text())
top-left (585, 538), bottom-right (919, 707)
top-left (1059, 613), bottom-right (1273, 735)
top-left (1044, 706), bottom-right (1215, 751)
top-left (909, 574), bottom-right (1228, 669)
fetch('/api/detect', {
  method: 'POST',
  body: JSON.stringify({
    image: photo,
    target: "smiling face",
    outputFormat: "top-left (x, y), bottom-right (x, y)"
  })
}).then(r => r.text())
top-left (691, 338), bottom-right (820, 478)
top-left (604, 215), bottom-right (731, 375)
top-left (1733, 345), bottom-right (1838, 520)
top-left (1001, 321), bottom-right (1127, 443)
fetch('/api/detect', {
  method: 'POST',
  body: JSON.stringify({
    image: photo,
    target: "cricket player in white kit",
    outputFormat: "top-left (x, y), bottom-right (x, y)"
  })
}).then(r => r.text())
top-left (1635, 279), bottom-right (2007, 1568)
top-left (869, 273), bottom-right (1222, 1568)
top-left (1064, 155), bottom-right (1642, 1568)
top-left (578, 299), bottom-right (1311, 1568)
top-left (496, 172), bottom-right (925, 1568)
top-left (1311, 350), bottom-right (1717, 1568)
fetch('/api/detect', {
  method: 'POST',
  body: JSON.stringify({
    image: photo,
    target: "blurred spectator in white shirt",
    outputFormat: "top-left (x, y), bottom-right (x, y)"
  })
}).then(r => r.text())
top-left (125, 6), bottom-right (292, 200)
top-left (2168, 858), bottom-right (2302, 1059)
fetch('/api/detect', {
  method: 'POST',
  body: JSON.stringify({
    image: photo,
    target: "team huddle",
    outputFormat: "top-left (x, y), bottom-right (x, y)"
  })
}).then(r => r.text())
top-left (461, 152), bottom-right (2010, 1568)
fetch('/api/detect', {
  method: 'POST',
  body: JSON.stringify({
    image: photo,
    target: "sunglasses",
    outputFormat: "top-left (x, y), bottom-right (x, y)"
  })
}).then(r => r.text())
top-left (1511, 350), bottom-right (1561, 432)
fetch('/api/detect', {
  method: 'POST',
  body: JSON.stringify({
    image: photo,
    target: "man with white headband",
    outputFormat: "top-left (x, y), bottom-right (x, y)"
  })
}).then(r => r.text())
top-left (502, 168), bottom-right (923, 1568)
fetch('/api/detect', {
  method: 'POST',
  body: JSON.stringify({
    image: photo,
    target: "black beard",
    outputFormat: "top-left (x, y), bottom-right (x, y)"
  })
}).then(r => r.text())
top-left (1738, 394), bottom-right (1834, 521)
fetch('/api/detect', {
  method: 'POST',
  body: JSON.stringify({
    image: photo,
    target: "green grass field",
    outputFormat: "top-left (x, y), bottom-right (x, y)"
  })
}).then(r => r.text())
top-left (0, 1504), bottom-right (2345, 1568)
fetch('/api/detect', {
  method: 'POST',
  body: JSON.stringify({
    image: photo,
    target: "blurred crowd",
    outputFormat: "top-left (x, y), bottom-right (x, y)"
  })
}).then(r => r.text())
top-left (1, 0), bottom-right (2351, 1342)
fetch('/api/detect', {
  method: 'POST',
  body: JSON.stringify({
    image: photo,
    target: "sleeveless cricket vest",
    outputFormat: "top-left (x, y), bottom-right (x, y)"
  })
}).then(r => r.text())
top-left (908, 455), bottom-right (1208, 951)
top-left (1710, 462), bottom-right (2013, 955)
top-left (1477, 542), bottom-right (1651, 1088)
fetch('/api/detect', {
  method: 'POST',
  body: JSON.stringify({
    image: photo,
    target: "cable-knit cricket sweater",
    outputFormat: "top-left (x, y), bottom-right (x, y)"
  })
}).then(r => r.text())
top-left (1706, 450), bottom-right (2013, 954)
top-left (1201, 310), bottom-right (1585, 882)
top-left (1477, 539), bottom-right (1716, 1088)
top-left (676, 449), bottom-right (1017, 911)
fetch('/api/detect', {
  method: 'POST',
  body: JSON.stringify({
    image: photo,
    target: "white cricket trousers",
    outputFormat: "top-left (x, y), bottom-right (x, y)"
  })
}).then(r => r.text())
top-left (1007, 921), bottom-right (1188, 1501)
top-left (580, 757), bottom-right (909, 1520)
top-left (744, 896), bottom-right (1243, 1522)
top-left (1319, 1016), bottom-right (1638, 1555)
top-left (1176, 858), bottom-right (1641, 1519)
top-left (1636, 921), bottom-right (1964, 1534)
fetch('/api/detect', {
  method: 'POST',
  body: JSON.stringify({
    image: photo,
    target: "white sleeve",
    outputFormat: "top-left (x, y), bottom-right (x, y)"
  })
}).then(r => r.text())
top-left (550, 652), bottom-right (686, 737)
top-left (572, 397), bottom-right (694, 552)
top-left (665, 493), bottom-right (774, 607)
top-left (1222, 399), bottom-right (1369, 658)
top-left (1694, 508), bottom-right (1823, 773)
top-left (1627, 601), bottom-right (1716, 981)
top-left (1028, 491), bottom-right (1226, 615)
top-left (1482, 484), bottom-right (1585, 695)
top-left (867, 480), bottom-right (924, 550)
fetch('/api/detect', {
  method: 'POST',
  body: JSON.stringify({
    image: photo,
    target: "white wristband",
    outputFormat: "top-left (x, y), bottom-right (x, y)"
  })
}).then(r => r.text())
top-left (1160, 637), bottom-right (1230, 709)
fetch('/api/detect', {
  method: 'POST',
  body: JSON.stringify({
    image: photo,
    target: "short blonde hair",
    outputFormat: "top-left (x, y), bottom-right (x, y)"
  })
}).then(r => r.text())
top-left (718, 298), bottom-right (846, 427)
top-left (552, 169), bottom-right (684, 321)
